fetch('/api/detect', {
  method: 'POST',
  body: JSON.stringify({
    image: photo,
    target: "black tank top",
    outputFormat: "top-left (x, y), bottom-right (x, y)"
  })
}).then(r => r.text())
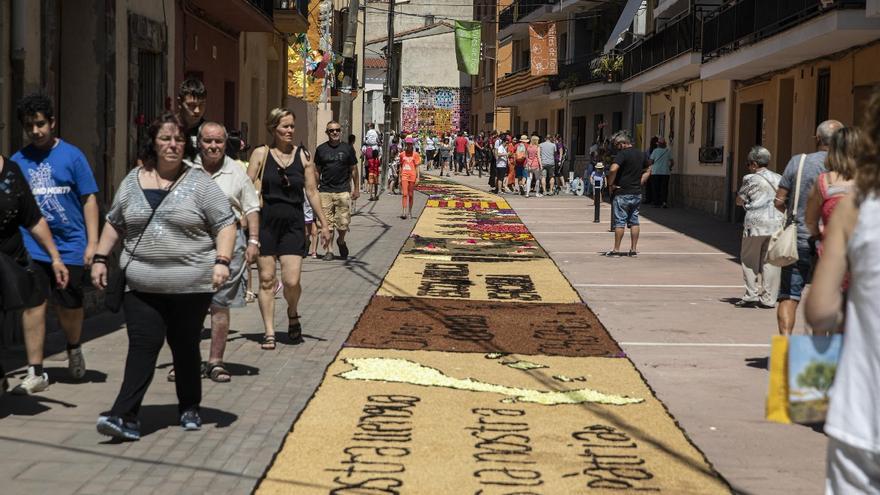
top-left (261, 148), bottom-right (306, 227)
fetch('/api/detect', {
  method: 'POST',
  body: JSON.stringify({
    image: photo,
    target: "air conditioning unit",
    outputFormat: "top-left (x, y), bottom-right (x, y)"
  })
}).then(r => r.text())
top-left (699, 146), bottom-right (724, 164)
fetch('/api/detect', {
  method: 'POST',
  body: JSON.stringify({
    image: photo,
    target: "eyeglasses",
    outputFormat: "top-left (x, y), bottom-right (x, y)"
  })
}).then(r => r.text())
top-left (327, 128), bottom-right (342, 133)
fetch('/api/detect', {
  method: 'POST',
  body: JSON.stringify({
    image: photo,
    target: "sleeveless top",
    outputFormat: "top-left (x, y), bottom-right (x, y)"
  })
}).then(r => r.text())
top-left (399, 151), bottom-right (421, 182)
top-left (527, 144), bottom-right (540, 170)
top-left (825, 195), bottom-right (880, 453)
top-left (261, 148), bottom-right (306, 228)
top-left (818, 172), bottom-right (853, 229)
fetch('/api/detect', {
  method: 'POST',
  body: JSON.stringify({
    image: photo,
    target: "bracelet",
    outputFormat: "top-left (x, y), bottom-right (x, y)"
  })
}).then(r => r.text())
top-left (248, 238), bottom-right (261, 247)
top-left (93, 254), bottom-right (109, 262)
top-left (215, 258), bottom-right (231, 267)
top-left (92, 259), bottom-right (107, 265)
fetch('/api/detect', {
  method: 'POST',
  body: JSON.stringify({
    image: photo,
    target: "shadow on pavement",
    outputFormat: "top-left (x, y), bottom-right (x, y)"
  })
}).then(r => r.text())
top-left (638, 205), bottom-right (742, 259)
top-left (138, 404), bottom-right (237, 436)
top-left (0, 394), bottom-right (77, 418)
top-left (745, 357), bottom-right (769, 370)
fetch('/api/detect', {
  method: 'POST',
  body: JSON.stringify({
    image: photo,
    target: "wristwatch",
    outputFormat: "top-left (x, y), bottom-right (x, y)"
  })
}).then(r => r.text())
top-left (248, 238), bottom-right (261, 247)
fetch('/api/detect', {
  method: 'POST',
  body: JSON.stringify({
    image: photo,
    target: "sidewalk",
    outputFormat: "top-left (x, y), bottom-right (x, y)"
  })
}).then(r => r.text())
top-left (0, 191), bottom-right (424, 495)
top-left (443, 170), bottom-right (826, 495)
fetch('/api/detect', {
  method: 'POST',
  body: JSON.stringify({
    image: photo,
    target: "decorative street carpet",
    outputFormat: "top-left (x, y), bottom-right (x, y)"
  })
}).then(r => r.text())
top-left (256, 176), bottom-right (731, 494)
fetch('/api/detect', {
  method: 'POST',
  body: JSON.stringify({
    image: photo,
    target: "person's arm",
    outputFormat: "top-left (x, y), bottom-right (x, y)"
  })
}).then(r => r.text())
top-left (29, 218), bottom-right (69, 289)
top-left (246, 146), bottom-right (267, 182)
top-left (82, 193), bottom-right (100, 266)
top-left (350, 151), bottom-right (360, 200)
top-left (304, 153), bottom-right (331, 249)
top-left (805, 183), bottom-right (823, 239)
top-left (775, 187), bottom-right (790, 213)
top-left (607, 162), bottom-right (620, 192)
top-left (244, 210), bottom-right (260, 264)
top-left (805, 194), bottom-right (857, 334)
top-left (90, 222), bottom-right (121, 289)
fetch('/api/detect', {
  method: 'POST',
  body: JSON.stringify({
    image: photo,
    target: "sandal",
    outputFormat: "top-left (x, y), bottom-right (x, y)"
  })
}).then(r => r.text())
top-left (288, 311), bottom-right (304, 345)
top-left (203, 362), bottom-right (231, 383)
top-left (261, 334), bottom-right (276, 350)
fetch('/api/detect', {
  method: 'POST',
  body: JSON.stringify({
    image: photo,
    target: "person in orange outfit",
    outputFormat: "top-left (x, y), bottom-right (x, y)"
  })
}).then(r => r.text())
top-left (398, 137), bottom-right (421, 219)
top-left (506, 135), bottom-right (517, 192)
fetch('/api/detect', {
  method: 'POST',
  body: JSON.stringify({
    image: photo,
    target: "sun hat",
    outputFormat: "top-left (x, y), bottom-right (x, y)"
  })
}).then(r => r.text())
top-left (594, 163), bottom-right (605, 169)
top-left (520, 135), bottom-right (528, 143)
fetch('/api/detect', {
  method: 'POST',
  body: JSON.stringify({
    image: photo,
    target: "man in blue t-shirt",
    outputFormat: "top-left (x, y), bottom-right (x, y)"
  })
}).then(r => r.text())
top-left (12, 93), bottom-right (99, 393)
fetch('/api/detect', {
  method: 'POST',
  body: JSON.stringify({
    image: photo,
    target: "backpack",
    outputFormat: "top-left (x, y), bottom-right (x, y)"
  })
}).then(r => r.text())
top-left (515, 144), bottom-right (527, 164)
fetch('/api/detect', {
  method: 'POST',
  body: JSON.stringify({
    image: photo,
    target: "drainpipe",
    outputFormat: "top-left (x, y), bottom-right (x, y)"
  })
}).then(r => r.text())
top-left (10, 0), bottom-right (26, 151)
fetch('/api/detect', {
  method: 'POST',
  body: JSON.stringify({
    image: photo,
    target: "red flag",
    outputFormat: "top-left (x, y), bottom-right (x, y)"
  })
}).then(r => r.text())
top-left (529, 22), bottom-right (558, 76)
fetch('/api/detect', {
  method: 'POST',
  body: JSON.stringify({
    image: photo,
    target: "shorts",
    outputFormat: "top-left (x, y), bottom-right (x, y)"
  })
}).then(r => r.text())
top-left (368, 172), bottom-right (378, 185)
top-left (515, 164), bottom-right (526, 179)
top-left (259, 205), bottom-right (307, 257)
top-left (779, 245), bottom-right (814, 301)
top-left (0, 257), bottom-right (48, 310)
top-left (36, 260), bottom-right (87, 309)
top-left (212, 230), bottom-right (247, 308)
top-left (611, 194), bottom-right (641, 229)
top-left (495, 166), bottom-right (508, 181)
top-left (320, 191), bottom-right (352, 231)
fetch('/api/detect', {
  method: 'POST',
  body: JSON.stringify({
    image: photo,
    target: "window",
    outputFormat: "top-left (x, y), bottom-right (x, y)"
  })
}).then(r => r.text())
top-left (573, 116), bottom-right (587, 155)
top-left (523, 121), bottom-right (529, 136)
top-left (513, 116), bottom-right (521, 135)
top-left (612, 112), bottom-right (623, 132)
top-left (816, 68), bottom-right (830, 127)
top-left (559, 32), bottom-right (568, 62)
top-left (705, 103), bottom-right (716, 146)
top-left (486, 112), bottom-right (494, 124)
top-left (704, 100), bottom-right (727, 147)
top-left (593, 114), bottom-right (604, 143)
top-left (537, 118), bottom-right (548, 137)
top-left (556, 109), bottom-right (564, 137)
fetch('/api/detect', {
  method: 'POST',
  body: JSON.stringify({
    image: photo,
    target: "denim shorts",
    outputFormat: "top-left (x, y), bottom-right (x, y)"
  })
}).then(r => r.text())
top-left (612, 194), bottom-right (641, 228)
top-left (778, 245), bottom-right (814, 301)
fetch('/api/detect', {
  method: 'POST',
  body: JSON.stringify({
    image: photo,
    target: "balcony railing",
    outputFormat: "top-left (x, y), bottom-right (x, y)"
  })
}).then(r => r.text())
top-left (702, 0), bottom-right (866, 61)
top-left (245, 0), bottom-right (274, 18)
top-left (497, 67), bottom-right (550, 99)
top-left (621, 9), bottom-right (700, 80)
top-left (499, 0), bottom-right (556, 31)
top-left (549, 54), bottom-right (609, 91)
top-left (272, 0), bottom-right (309, 17)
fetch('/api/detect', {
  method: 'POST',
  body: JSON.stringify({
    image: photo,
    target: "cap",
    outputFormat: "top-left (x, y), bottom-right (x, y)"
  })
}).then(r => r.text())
top-left (404, 137), bottom-right (415, 144)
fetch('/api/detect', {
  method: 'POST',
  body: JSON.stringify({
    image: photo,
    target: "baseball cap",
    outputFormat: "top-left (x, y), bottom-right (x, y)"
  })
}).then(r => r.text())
top-left (404, 137), bottom-right (415, 144)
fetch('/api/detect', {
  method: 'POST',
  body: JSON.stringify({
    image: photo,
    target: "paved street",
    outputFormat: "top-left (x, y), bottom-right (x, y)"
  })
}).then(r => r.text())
top-left (0, 193), bottom-right (425, 495)
top-left (1, 173), bottom-right (828, 494)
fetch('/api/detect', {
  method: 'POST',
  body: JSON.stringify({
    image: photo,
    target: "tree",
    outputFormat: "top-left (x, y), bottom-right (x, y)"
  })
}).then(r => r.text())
top-left (796, 361), bottom-right (837, 393)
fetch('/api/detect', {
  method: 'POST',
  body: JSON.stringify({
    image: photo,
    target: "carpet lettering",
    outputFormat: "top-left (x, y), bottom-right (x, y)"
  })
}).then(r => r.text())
top-left (564, 424), bottom-right (660, 492)
top-left (417, 263), bottom-right (472, 298)
top-left (470, 408), bottom-right (543, 494)
top-left (486, 275), bottom-right (542, 301)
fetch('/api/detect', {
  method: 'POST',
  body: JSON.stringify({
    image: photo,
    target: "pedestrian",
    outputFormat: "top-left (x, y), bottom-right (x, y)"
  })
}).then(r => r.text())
top-left (494, 135), bottom-right (509, 194)
top-left (90, 112), bottom-right (237, 439)
top-left (454, 131), bottom-right (469, 175)
top-left (735, 146), bottom-right (784, 308)
top-left (506, 135), bottom-right (518, 192)
top-left (424, 131), bottom-right (436, 170)
top-left (467, 132), bottom-right (476, 176)
top-left (247, 108), bottom-right (331, 350)
top-left (774, 119), bottom-right (844, 335)
top-left (515, 135), bottom-right (528, 195)
top-left (605, 130), bottom-right (650, 257)
top-left (806, 126), bottom-right (859, 257)
top-left (554, 134), bottom-right (567, 194)
top-left (487, 131), bottom-right (499, 189)
top-left (11, 92), bottom-right (97, 391)
top-left (804, 93), bottom-right (878, 494)
top-left (645, 136), bottom-right (659, 205)
top-left (365, 146), bottom-right (381, 201)
top-left (315, 121), bottom-right (360, 260)
top-left (398, 137), bottom-right (421, 219)
top-left (649, 137), bottom-right (673, 207)
top-left (590, 163), bottom-right (606, 204)
top-left (438, 132), bottom-right (451, 177)
top-left (189, 122), bottom-right (261, 383)
top-left (387, 135), bottom-right (400, 194)
top-left (525, 135), bottom-right (543, 198)
top-left (538, 135), bottom-right (555, 197)
top-left (178, 78), bottom-right (207, 161)
top-left (0, 154), bottom-right (69, 396)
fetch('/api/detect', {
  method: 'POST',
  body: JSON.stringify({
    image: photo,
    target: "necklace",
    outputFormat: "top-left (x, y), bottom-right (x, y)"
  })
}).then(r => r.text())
top-left (273, 148), bottom-right (294, 169)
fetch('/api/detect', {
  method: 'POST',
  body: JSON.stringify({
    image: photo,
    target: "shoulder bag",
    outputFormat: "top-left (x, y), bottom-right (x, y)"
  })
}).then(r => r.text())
top-left (250, 146), bottom-right (270, 207)
top-left (767, 154), bottom-right (806, 267)
top-left (105, 168), bottom-right (187, 312)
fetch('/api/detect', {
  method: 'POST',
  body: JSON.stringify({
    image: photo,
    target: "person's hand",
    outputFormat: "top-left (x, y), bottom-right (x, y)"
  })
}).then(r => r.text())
top-left (83, 242), bottom-right (97, 267)
top-left (91, 262), bottom-right (108, 290)
top-left (320, 225), bottom-right (332, 250)
top-left (351, 189), bottom-right (360, 201)
top-left (52, 259), bottom-right (69, 289)
top-left (246, 243), bottom-right (259, 264)
top-left (212, 264), bottom-right (230, 290)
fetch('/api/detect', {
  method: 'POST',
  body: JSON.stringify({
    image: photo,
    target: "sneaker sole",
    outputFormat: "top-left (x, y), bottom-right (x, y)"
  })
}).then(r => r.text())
top-left (182, 423), bottom-right (202, 431)
top-left (96, 419), bottom-right (140, 441)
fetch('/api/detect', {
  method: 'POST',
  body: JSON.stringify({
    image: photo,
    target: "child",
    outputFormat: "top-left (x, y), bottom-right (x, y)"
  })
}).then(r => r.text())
top-left (590, 163), bottom-right (606, 205)
top-left (365, 146), bottom-right (381, 201)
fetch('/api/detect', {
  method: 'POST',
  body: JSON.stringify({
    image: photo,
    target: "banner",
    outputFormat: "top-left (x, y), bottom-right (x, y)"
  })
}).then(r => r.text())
top-left (529, 22), bottom-right (558, 76)
top-left (454, 21), bottom-right (481, 76)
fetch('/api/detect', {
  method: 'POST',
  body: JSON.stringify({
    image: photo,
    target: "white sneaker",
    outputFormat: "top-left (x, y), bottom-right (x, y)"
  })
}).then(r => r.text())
top-left (12, 371), bottom-right (49, 395)
top-left (68, 347), bottom-right (86, 379)
top-left (536, 193), bottom-right (543, 198)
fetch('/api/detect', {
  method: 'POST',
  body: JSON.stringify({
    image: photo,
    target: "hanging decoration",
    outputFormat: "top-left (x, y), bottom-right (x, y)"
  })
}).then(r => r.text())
top-left (454, 21), bottom-right (481, 76)
top-left (401, 87), bottom-right (471, 135)
top-left (529, 22), bottom-right (558, 76)
top-left (286, 0), bottom-right (340, 103)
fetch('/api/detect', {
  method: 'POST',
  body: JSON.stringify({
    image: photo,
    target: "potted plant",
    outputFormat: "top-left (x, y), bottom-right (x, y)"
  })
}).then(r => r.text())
top-left (591, 54), bottom-right (623, 82)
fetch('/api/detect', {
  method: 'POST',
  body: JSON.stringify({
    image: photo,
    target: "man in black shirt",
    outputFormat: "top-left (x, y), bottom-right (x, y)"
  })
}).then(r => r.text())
top-left (605, 130), bottom-right (650, 257)
top-left (315, 120), bottom-right (360, 260)
top-left (178, 78), bottom-right (207, 161)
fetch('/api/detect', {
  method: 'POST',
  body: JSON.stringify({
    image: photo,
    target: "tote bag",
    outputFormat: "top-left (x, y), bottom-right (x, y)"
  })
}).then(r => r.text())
top-left (767, 154), bottom-right (806, 267)
top-left (766, 334), bottom-right (842, 425)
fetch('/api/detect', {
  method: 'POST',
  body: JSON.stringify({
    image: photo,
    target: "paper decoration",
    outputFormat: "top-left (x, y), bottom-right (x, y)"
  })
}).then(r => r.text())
top-left (529, 22), bottom-right (558, 76)
top-left (401, 87), bottom-right (471, 134)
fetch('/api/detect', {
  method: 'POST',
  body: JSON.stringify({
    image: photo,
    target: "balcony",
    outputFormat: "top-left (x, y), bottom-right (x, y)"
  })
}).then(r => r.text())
top-left (273, 0), bottom-right (309, 33)
top-left (622, 9), bottom-right (700, 80)
top-left (700, 0), bottom-right (880, 80)
top-left (496, 67), bottom-right (550, 106)
top-left (499, 0), bottom-right (556, 35)
top-left (189, 0), bottom-right (275, 32)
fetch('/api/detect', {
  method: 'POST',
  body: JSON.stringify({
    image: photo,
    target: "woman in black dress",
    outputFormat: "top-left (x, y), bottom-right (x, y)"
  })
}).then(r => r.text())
top-left (0, 156), bottom-right (69, 395)
top-left (247, 108), bottom-right (330, 349)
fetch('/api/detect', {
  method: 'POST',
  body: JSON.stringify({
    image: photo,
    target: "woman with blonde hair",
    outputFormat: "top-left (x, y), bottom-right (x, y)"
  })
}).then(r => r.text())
top-left (805, 126), bottom-right (861, 255)
top-left (247, 108), bottom-right (330, 349)
top-left (805, 92), bottom-right (880, 493)
top-left (525, 135), bottom-right (543, 197)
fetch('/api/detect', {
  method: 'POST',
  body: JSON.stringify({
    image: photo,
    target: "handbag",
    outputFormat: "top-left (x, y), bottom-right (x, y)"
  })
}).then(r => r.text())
top-left (105, 169), bottom-right (186, 312)
top-left (766, 334), bottom-right (842, 425)
top-left (766, 154), bottom-right (806, 267)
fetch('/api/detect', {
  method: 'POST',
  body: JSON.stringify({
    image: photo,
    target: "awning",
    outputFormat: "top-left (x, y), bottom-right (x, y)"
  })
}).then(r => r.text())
top-left (603, 0), bottom-right (644, 52)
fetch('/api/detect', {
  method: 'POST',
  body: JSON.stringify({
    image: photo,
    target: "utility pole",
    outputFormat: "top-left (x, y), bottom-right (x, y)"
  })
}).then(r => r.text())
top-left (379, 0), bottom-right (396, 193)
top-left (339, 0), bottom-right (360, 138)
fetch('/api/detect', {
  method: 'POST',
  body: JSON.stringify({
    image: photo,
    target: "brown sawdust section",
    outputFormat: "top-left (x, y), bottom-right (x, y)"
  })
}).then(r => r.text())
top-left (347, 296), bottom-right (622, 357)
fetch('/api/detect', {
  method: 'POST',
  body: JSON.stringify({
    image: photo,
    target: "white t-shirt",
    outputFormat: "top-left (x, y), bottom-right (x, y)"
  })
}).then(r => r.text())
top-left (364, 129), bottom-right (379, 146)
top-left (495, 143), bottom-right (508, 168)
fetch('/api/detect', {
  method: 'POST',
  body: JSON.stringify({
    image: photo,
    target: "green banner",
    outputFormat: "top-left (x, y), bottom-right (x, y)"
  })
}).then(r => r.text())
top-left (454, 21), bottom-right (481, 76)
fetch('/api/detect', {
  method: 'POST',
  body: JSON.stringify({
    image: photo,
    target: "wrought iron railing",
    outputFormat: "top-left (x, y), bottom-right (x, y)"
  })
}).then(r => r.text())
top-left (549, 53), bottom-right (609, 91)
top-left (499, 0), bottom-right (556, 31)
top-left (622, 9), bottom-right (700, 80)
top-left (702, 0), bottom-right (866, 60)
top-left (271, 0), bottom-right (310, 17)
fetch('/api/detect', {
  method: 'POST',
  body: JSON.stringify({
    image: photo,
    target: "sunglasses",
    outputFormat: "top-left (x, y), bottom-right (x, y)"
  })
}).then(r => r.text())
top-left (327, 128), bottom-right (342, 134)
top-left (276, 163), bottom-right (292, 189)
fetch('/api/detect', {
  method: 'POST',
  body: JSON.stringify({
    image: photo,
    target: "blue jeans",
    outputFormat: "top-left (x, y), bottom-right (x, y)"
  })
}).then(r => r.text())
top-left (778, 245), bottom-right (813, 301)
top-left (612, 194), bottom-right (641, 229)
